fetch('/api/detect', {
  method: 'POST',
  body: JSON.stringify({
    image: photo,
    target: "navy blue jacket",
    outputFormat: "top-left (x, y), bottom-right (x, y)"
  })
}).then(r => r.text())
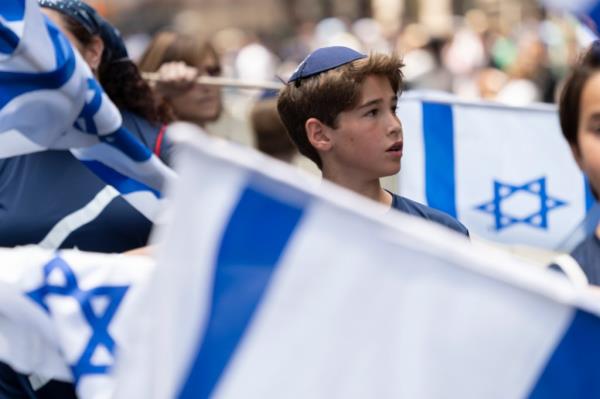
top-left (0, 111), bottom-right (170, 252)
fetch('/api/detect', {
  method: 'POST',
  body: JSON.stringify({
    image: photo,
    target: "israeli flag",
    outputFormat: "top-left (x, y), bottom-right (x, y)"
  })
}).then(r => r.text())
top-left (397, 92), bottom-right (593, 250)
top-left (114, 125), bottom-right (600, 399)
top-left (0, 0), bottom-right (175, 222)
top-left (0, 246), bottom-right (154, 399)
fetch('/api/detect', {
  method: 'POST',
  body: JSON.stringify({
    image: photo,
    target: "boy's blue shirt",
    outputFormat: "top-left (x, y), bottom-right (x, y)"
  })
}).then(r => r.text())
top-left (571, 233), bottom-right (600, 284)
top-left (390, 193), bottom-right (470, 237)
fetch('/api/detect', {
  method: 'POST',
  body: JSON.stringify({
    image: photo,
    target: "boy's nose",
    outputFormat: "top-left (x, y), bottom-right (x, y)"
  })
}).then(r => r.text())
top-left (388, 114), bottom-right (403, 137)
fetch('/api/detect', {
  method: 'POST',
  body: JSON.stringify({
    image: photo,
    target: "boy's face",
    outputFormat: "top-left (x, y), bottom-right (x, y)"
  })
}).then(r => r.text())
top-left (323, 75), bottom-right (403, 180)
top-left (575, 71), bottom-right (600, 195)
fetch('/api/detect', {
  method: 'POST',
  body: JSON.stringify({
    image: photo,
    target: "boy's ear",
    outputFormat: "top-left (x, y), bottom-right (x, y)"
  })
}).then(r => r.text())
top-left (305, 117), bottom-right (333, 152)
top-left (570, 143), bottom-right (583, 170)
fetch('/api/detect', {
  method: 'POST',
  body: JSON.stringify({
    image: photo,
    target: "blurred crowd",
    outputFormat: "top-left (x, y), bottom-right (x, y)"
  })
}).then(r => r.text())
top-left (124, 7), bottom-right (589, 104)
top-left (112, 5), bottom-right (594, 157)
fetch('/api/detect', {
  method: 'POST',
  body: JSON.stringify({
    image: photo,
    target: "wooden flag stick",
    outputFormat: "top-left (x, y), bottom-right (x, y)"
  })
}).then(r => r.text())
top-left (142, 72), bottom-right (283, 91)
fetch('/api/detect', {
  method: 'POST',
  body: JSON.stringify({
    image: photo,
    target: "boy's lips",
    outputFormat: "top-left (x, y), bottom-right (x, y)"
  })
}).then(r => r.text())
top-left (386, 141), bottom-right (403, 153)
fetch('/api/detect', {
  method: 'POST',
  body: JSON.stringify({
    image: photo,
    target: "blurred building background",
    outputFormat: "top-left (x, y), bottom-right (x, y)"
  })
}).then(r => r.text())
top-left (92, 0), bottom-right (578, 97)
top-left (92, 0), bottom-right (542, 39)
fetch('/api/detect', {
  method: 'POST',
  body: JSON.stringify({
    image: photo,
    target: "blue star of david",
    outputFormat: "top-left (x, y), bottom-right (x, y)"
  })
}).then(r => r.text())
top-left (474, 177), bottom-right (567, 231)
top-left (26, 256), bottom-right (129, 383)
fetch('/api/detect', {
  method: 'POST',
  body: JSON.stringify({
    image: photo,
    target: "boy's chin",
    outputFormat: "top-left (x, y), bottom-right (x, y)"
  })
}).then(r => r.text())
top-left (388, 162), bottom-right (402, 174)
top-left (380, 165), bottom-right (401, 177)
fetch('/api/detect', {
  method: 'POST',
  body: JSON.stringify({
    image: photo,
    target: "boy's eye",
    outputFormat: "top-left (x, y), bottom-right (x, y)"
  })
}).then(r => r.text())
top-left (586, 114), bottom-right (600, 133)
top-left (587, 122), bottom-right (600, 134)
top-left (365, 109), bottom-right (378, 117)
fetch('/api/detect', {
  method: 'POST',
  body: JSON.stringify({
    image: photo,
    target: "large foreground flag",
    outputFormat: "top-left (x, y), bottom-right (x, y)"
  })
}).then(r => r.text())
top-left (0, 0), bottom-right (175, 221)
top-left (397, 91), bottom-right (593, 250)
top-left (114, 125), bottom-right (600, 398)
top-left (0, 246), bottom-right (153, 398)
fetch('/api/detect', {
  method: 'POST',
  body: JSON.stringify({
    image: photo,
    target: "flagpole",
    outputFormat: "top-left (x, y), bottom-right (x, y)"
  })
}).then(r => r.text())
top-left (142, 72), bottom-right (283, 91)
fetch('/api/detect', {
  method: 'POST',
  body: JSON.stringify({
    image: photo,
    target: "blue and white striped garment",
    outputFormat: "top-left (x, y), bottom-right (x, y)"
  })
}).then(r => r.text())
top-left (397, 92), bottom-right (593, 250)
top-left (114, 129), bottom-right (600, 399)
top-left (0, 0), bottom-right (175, 222)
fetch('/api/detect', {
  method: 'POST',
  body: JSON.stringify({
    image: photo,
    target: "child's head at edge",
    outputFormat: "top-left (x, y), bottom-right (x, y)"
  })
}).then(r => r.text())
top-left (559, 40), bottom-right (600, 200)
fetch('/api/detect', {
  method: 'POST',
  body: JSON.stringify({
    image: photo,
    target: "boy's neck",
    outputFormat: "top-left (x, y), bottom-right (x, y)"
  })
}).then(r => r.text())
top-left (322, 170), bottom-right (392, 206)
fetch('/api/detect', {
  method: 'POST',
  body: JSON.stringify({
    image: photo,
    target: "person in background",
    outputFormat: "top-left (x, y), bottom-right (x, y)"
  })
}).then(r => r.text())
top-left (0, 0), bottom-right (173, 397)
top-left (43, 0), bottom-right (173, 163)
top-left (250, 95), bottom-right (297, 163)
top-left (557, 40), bottom-right (600, 284)
top-left (138, 31), bottom-right (223, 128)
top-left (0, 0), bottom-right (173, 253)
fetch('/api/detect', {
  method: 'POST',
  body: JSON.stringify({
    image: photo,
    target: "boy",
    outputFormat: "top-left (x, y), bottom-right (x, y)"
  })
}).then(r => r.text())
top-left (277, 46), bottom-right (468, 236)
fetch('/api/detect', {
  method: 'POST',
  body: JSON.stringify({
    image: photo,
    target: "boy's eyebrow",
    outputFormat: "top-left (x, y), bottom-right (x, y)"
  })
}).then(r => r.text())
top-left (357, 96), bottom-right (398, 109)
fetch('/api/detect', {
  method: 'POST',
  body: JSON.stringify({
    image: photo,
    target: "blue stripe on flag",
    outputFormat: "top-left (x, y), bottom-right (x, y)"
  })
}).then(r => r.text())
top-left (81, 160), bottom-right (160, 198)
top-left (422, 102), bottom-right (457, 217)
top-left (0, 0), bottom-right (25, 22)
top-left (76, 79), bottom-right (104, 134)
top-left (0, 24), bottom-right (19, 54)
top-left (528, 310), bottom-right (600, 398)
top-left (100, 127), bottom-right (152, 162)
top-left (585, 176), bottom-right (595, 211)
top-left (0, 21), bottom-right (75, 109)
top-left (178, 178), bottom-right (308, 399)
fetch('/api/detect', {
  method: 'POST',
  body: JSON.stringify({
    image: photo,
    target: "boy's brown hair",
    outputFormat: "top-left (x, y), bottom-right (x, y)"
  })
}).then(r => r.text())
top-left (277, 53), bottom-right (404, 169)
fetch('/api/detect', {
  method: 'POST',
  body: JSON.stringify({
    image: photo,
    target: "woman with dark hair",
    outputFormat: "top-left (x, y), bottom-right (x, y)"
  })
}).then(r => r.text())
top-left (557, 40), bottom-right (600, 284)
top-left (0, 0), bottom-right (173, 252)
top-left (0, 3), bottom-right (172, 395)
top-left (138, 31), bottom-right (223, 127)
top-left (41, 0), bottom-right (174, 147)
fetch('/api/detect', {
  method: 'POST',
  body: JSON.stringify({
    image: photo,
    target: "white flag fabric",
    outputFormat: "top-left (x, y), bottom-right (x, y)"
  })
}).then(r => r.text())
top-left (0, 246), bottom-right (153, 399)
top-left (397, 91), bottom-right (593, 250)
top-left (0, 0), bottom-right (175, 222)
top-left (114, 126), bottom-right (600, 399)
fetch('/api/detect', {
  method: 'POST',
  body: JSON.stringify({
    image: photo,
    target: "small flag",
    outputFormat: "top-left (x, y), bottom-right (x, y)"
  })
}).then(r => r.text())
top-left (0, 246), bottom-right (153, 398)
top-left (397, 91), bottom-right (590, 250)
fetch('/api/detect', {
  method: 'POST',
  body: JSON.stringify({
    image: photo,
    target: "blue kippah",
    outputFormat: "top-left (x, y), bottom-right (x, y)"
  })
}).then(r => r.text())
top-left (288, 46), bottom-right (366, 83)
